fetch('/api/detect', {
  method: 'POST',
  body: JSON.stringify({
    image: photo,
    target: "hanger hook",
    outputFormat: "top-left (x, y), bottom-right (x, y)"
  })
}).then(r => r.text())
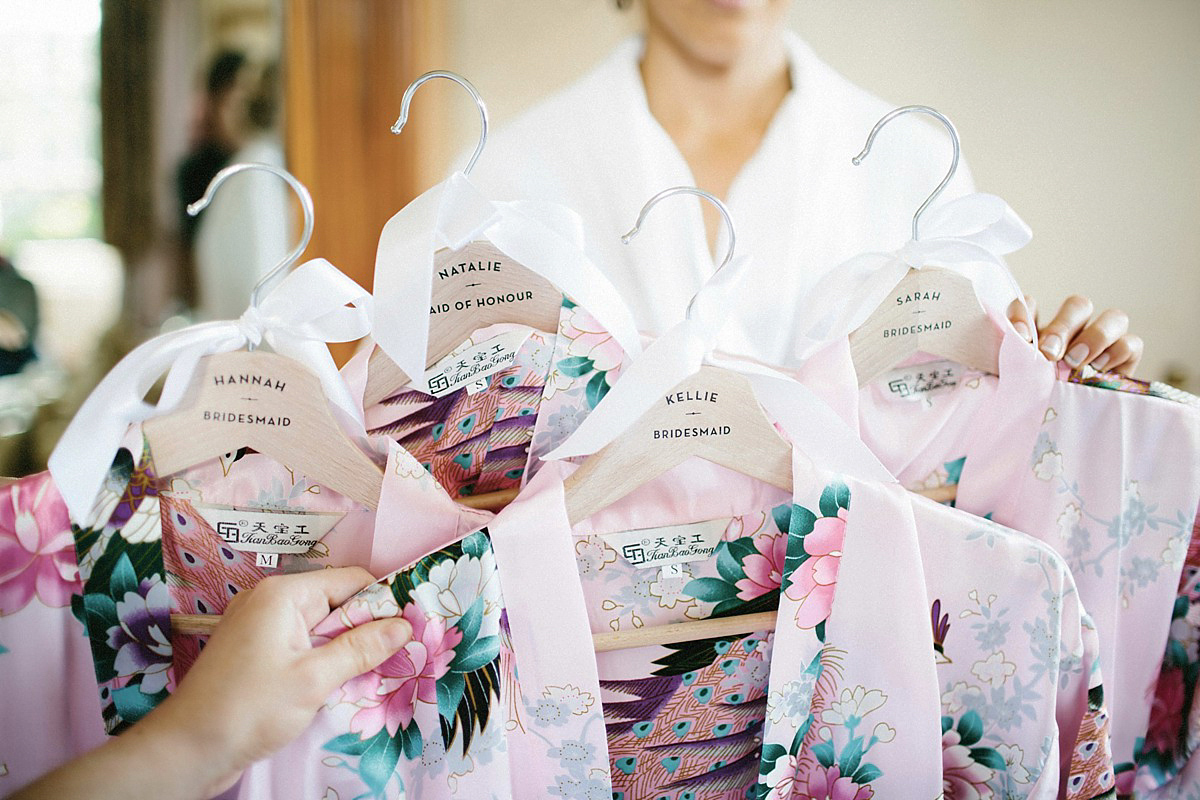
top-left (852, 105), bottom-right (960, 242)
top-left (392, 70), bottom-right (489, 176)
top-left (622, 186), bottom-right (737, 322)
top-left (187, 162), bottom-right (315, 311)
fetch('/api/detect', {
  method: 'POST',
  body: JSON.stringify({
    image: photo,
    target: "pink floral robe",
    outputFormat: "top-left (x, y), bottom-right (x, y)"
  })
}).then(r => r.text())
top-left (344, 298), bottom-right (631, 501)
top-left (487, 437), bottom-right (1113, 799)
top-left (814, 328), bottom-right (1200, 793)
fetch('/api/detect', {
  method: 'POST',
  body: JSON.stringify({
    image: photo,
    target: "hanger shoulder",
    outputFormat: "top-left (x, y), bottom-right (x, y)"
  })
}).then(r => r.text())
top-left (850, 267), bottom-right (1000, 387)
top-left (366, 240), bottom-right (562, 403)
top-left (562, 366), bottom-right (791, 525)
top-left (363, 346), bottom-right (412, 406)
top-left (144, 351), bottom-right (383, 510)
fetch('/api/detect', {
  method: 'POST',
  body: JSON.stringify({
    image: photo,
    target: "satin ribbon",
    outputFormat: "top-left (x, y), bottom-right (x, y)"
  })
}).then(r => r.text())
top-left (795, 192), bottom-right (1033, 359)
top-left (371, 171), bottom-right (643, 393)
top-left (544, 252), bottom-right (751, 461)
top-left (48, 258), bottom-right (373, 524)
top-left (544, 252), bottom-right (897, 485)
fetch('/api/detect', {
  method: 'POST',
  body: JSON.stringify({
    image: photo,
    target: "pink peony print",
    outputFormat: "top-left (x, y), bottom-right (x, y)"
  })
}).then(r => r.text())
top-left (736, 532), bottom-right (786, 601)
top-left (343, 603), bottom-right (462, 737)
top-left (796, 764), bottom-right (874, 800)
top-left (0, 475), bottom-right (78, 615)
top-left (942, 728), bottom-right (996, 799)
top-left (786, 510), bottom-right (846, 629)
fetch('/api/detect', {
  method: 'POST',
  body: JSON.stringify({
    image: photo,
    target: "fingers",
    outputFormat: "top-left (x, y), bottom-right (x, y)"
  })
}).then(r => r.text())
top-left (1037, 295), bottom-right (1093, 362)
top-left (1006, 296), bottom-right (1036, 343)
top-left (301, 617), bottom-right (413, 696)
top-left (1092, 334), bottom-right (1144, 376)
top-left (1060, 308), bottom-right (1129, 370)
top-left (251, 567), bottom-right (379, 630)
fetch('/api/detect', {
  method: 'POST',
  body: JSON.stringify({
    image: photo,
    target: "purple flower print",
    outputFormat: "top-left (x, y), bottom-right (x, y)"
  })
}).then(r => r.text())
top-left (107, 575), bottom-right (173, 694)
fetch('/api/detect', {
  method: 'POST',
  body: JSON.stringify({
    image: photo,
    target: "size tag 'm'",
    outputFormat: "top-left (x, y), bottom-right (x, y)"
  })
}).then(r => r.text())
top-left (599, 519), bottom-right (727, 570)
top-left (192, 504), bottom-right (346, 554)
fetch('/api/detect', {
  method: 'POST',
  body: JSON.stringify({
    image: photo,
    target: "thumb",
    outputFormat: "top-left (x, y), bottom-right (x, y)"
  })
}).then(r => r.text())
top-left (305, 617), bottom-right (413, 692)
top-left (1006, 295), bottom-right (1036, 343)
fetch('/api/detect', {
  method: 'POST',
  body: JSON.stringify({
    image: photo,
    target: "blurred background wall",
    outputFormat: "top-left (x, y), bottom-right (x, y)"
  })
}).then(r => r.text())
top-left (429, 0), bottom-right (1200, 386)
top-left (0, 0), bottom-right (1197, 477)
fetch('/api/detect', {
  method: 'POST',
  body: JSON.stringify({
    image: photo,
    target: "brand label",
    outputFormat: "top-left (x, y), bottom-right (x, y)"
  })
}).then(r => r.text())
top-left (599, 519), bottom-right (727, 569)
top-left (879, 360), bottom-right (961, 401)
top-left (192, 504), bottom-right (346, 554)
top-left (424, 330), bottom-right (532, 397)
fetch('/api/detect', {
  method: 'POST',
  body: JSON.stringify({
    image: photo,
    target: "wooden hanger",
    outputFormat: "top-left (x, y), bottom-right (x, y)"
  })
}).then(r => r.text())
top-left (144, 350), bottom-right (382, 509)
top-left (363, 239), bottom-right (562, 406)
top-left (561, 188), bottom-right (791, 526)
top-left (363, 72), bottom-right (563, 407)
top-left (563, 365), bottom-right (792, 525)
top-left (849, 267), bottom-right (1001, 387)
top-left (847, 106), bottom-right (1001, 388)
top-left (144, 163), bottom-right (383, 510)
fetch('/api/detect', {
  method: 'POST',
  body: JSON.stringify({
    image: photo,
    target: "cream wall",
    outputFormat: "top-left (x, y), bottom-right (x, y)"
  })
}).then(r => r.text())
top-left (423, 1), bottom-right (1200, 385)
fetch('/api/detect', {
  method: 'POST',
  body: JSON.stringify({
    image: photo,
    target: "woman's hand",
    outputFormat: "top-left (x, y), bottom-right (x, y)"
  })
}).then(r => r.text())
top-left (14, 566), bottom-right (412, 800)
top-left (1008, 295), bottom-right (1144, 376)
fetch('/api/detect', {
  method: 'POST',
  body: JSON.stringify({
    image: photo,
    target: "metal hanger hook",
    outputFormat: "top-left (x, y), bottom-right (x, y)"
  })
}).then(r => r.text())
top-left (852, 105), bottom-right (960, 242)
top-left (187, 162), bottom-right (315, 313)
top-left (392, 70), bottom-right (489, 176)
top-left (622, 187), bottom-right (736, 322)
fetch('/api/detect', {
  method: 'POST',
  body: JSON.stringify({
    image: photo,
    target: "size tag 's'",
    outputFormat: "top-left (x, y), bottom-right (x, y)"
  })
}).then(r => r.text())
top-left (878, 360), bottom-right (961, 402)
top-left (599, 519), bottom-right (727, 570)
top-left (192, 504), bottom-right (346, 554)
top-left (424, 330), bottom-right (532, 398)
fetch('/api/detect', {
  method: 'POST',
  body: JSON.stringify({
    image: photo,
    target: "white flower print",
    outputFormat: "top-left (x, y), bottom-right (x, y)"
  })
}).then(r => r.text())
top-left (1172, 613), bottom-right (1200, 662)
top-left (997, 743), bottom-right (1030, 783)
top-left (412, 551), bottom-right (501, 636)
top-left (1056, 502), bottom-right (1082, 541)
top-left (971, 651), bottom-right (1017, 688)
top-left (767, 674), bottom-right (817, 727)
top-left (1164, 531), bottom-right (1189, 571)
top-left (763, 753), bottom-right (798, 798)
top-left (117, 494), bottom-right (161, 544)
top-left (821, 686), bottom-right (887, 726)
top-left (649, 565), bottom-right (693, 609)
top-left (574, 536), bottom-right (616, 575)
top-left (941, 681), bottom-right (987, 715)
top-left (1033, 449), bottom-right (1063, 481)
top-left (543, 685), bottom-right (596, 716)
top-left (872, 722), bottom-right (896, 743)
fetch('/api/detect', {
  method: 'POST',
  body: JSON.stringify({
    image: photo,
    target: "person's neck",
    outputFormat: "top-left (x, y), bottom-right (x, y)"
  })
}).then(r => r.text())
top-left (639, 28), bottom-right (790, 148)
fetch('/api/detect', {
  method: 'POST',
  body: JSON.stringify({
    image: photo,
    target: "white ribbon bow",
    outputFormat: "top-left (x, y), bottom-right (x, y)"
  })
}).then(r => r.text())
top-left (545, 252), bottom-right (751, 461)
top-left (48, 258), bottom-right (373, 523)
top-left (795, 192), bottom-right (1032, 358)
top-left (545, 247), bottom-right (897, 483)
top-left (371, 171), bottom-right (643, 393)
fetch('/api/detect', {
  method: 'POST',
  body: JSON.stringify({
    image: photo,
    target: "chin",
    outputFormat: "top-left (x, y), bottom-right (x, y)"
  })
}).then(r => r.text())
top-left (645, 0), bottom-right (790, 68)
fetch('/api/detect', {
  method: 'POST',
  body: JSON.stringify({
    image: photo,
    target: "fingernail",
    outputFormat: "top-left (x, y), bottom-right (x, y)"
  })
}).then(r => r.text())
top-left (1040, 334), bottom-right (1064, 360)
top-left (1013, 321), bottom-right (1033, 343)
top-left (1064, 343), bottom-right (1089, 368)
top-left (1090, 353), bottom-right (1111, 372)
top-left (383, 619), bottom-right (413, 651)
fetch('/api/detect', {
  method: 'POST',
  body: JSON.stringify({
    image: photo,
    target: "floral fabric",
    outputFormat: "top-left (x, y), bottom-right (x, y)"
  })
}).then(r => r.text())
top-left (351, 297), bottom-right (630, 501)
top-left (487, 438), bottom-right (1114, 799)
top-left (0, 438), bottom-right (496, 797)
top-left (1133, 501), bottom-right (1200, 796)
top-left (848, 346), bottom-right (1200, 789)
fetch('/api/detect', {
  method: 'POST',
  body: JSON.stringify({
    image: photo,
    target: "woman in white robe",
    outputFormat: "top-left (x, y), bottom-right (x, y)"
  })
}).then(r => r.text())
top-left (468, 0), bottom-right (1142, 374)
